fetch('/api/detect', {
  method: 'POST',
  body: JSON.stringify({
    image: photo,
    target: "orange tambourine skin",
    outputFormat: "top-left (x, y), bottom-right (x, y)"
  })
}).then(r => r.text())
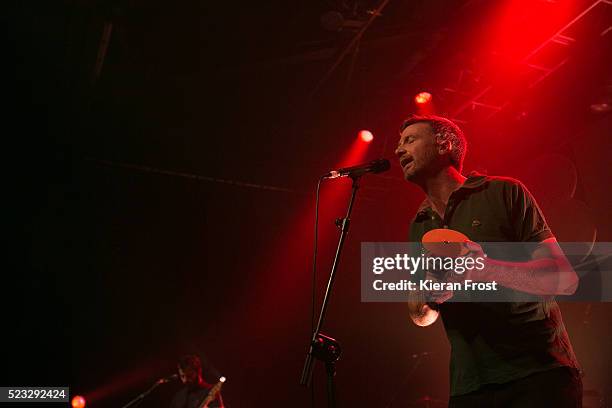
top-left (421, 228), bottom-right (470, 257)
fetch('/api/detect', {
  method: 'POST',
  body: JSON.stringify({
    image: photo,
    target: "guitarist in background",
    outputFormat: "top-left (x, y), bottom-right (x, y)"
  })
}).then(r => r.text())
top-left (169, 354), bottom-right (225, 408)
top-left (395, 115), bottom-right (582, 407)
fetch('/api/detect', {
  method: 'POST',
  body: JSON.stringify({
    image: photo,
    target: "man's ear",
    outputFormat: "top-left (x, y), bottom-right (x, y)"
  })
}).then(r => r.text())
top-left (436, 138), bottom-right (453, 155)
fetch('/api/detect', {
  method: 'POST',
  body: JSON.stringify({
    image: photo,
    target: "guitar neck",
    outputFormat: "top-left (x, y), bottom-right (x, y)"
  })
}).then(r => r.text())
top-left (198, 377), bottom-right (225, 408)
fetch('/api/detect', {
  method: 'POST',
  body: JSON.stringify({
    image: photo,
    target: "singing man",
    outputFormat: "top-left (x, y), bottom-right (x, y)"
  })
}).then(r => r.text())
top-left (395, 114), bottom-right (582, 407)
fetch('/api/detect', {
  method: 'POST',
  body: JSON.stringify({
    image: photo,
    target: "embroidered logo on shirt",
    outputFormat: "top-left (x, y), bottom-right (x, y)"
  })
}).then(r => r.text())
top-left (471, 219), bottom-right (482, 227)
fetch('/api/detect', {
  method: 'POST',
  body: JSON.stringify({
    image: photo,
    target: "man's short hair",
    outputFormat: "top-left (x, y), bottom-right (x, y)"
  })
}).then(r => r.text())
top-left (178, 354), bottom-right (202, 374)
top-left (399, 114), bottom-right (467, 172)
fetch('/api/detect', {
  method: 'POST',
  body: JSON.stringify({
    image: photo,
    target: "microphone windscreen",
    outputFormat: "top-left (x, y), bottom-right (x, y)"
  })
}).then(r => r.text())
top-left (372, 159), bottom-right (391, 174)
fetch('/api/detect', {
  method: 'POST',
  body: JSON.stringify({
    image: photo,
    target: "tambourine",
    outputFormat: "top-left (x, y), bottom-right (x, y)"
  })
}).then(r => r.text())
top-left (421, 228), bottom-right (470, 257)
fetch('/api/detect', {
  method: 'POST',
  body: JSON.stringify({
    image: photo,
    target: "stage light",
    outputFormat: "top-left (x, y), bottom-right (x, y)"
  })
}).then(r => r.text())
top-left (590, 102), bottom-right (611, 113)
top-left (415, 92), bottom-right (432, 105)
top-left (358, 130), bottom-right (374, 143)
top-left (72, 396), bottom-right (86, 408)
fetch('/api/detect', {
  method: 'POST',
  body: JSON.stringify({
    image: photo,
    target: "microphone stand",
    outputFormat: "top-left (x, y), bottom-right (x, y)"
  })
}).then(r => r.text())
top-left (120, 378), bottom-right (167, 408)
top-left (300, 174), bottom-right (361, 407)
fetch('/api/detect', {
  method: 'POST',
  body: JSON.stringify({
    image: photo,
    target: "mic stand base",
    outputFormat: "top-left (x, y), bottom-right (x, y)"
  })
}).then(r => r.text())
top-left (326, 361), bottom-right (337, 408)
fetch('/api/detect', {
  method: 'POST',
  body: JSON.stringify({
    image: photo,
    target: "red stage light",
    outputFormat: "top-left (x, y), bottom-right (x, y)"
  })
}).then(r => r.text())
top-left (72, 396), bottom-right (86, 408)
top-left (359, 130), bottom-right (374, 143)
top-left (415, 92), bottom-right (432, 105)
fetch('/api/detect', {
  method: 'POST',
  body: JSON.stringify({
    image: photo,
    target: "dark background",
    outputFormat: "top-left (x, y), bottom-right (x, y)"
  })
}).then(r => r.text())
top-left (7, 0), bottom-right (612, 407)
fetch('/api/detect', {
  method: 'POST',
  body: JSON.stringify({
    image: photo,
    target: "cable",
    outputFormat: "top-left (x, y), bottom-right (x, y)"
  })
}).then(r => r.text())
top-left (310, 177), bottom-right (324, 408)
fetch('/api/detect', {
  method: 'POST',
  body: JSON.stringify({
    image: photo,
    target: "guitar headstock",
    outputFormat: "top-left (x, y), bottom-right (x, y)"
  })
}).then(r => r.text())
top-left (210, 376), bottom-right (226, 394)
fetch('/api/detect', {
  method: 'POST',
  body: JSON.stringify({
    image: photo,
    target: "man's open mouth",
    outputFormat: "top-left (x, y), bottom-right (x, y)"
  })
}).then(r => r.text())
top-left (400, 157), bottom-right (413, 168)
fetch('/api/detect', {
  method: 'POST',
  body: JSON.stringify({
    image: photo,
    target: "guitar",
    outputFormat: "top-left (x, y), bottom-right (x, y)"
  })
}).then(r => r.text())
top-left (198, 376), bottom-right (226, 408)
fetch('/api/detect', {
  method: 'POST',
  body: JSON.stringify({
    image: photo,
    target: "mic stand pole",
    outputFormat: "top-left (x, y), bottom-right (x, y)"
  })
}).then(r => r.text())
top-left (300, 175), bottom-right (361, 407)
top-left (120, 379), bottom-right (165, 408)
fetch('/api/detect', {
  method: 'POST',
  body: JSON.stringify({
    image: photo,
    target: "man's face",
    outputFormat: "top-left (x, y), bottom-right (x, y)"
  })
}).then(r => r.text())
top-left (395, 122), bottom-right (441, 181)
top-left (178, 366), bottom-right (198, 385)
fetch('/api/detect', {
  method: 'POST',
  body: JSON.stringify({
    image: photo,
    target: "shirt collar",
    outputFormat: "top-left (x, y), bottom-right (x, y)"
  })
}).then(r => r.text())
top-left (416, 171), bottom-right (488, 214)
top-left (460, 171), bottom-right (488, 189)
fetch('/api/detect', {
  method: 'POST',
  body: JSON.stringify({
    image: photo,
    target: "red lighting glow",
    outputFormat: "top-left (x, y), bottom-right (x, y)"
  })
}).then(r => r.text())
top-left (414, 92), bottom-right (432, 105)
top-left (72, 396), bottom-right (86, 408)
top-left (358, 130), bottom-right (374, 143)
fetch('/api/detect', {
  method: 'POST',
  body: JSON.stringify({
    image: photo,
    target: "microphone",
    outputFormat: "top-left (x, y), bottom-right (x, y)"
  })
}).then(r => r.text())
top-left (323, 158), bottom-right (390, 179)
top-left (157, 373), bottom-right (179, 384)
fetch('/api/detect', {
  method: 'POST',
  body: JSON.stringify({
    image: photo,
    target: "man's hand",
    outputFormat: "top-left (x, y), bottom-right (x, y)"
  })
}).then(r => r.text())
top-left (407, 270), bottom-right (450, 327)
top-left (464, 240), bottom-right (485, 260)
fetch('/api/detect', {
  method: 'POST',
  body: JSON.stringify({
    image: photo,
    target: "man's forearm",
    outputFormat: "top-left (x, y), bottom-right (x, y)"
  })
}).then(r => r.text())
top-left (473, 257), bottom-right (578, 296)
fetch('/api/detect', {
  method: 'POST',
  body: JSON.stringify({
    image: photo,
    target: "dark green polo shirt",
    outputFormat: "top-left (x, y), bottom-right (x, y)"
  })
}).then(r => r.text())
top-left (409, 172), bottom-right (580, 396)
